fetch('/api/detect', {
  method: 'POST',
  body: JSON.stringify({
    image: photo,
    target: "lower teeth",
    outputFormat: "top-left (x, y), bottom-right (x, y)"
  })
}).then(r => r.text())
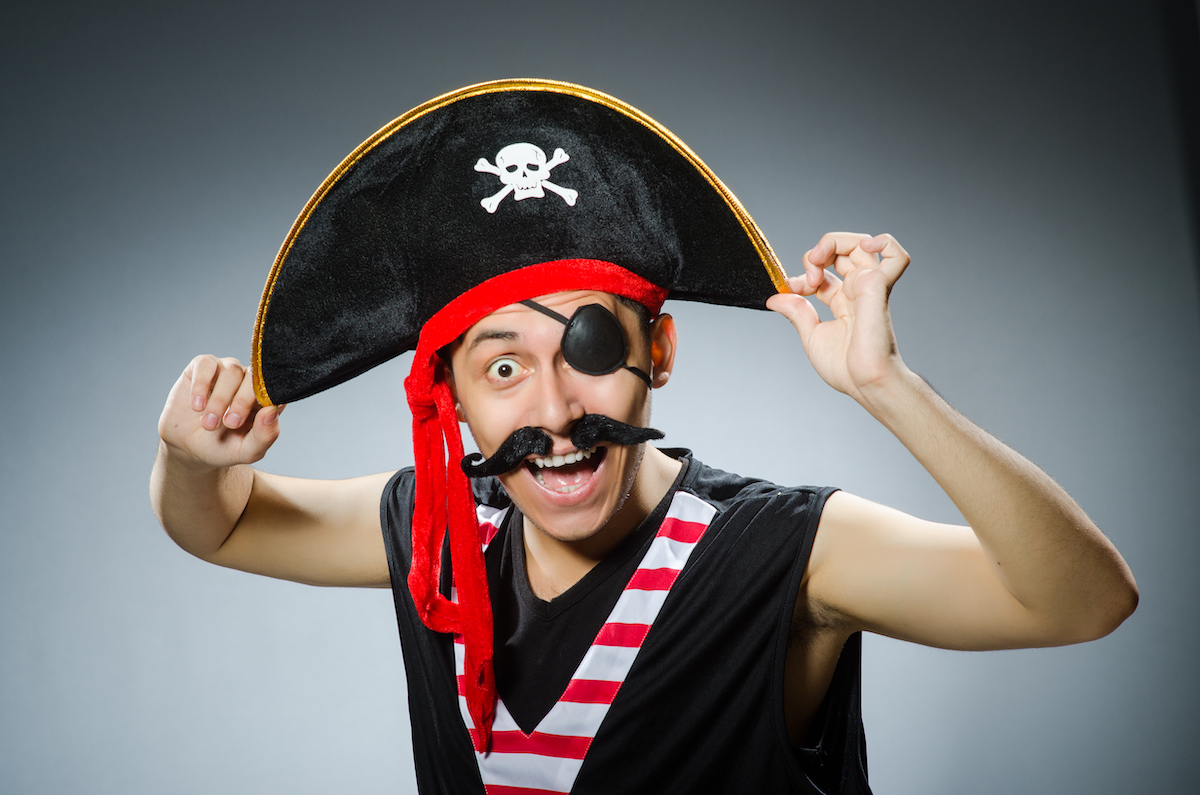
top-left (534, 469), bottom-right (584, 494)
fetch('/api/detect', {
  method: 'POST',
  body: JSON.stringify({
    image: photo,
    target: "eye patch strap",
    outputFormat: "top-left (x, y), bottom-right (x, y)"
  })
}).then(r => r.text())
top-left (520, 300), bottom-right (571, 325)
top-left (519, 300), bottom-right (652, 387)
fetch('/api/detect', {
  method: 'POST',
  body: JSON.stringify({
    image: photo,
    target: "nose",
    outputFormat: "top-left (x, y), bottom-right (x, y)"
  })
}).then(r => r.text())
top-left (526, 363), bottom-right (584, 446)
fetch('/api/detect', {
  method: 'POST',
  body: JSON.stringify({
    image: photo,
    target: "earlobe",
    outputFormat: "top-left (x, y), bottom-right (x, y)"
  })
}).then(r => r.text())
top-left (649, 314), bottom-right (677, 390)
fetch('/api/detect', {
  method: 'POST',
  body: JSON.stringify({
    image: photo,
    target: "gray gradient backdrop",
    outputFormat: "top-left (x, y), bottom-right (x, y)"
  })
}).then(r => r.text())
top-left (3, 1), bottom-right (1197, 792)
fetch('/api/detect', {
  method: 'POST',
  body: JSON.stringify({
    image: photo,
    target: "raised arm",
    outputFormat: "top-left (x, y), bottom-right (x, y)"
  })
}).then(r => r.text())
top-left (150, 355), bottom-right (392, 588)
top-left (768, 234), bottom-right (1137, 650)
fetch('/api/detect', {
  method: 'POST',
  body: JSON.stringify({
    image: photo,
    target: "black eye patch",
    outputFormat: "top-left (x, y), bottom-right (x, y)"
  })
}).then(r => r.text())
top-left (520, 301), bottom-right (651, 386)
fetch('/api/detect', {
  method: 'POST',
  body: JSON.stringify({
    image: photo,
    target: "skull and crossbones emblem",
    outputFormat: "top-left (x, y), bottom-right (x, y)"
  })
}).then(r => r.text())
top-left (474, 143), bottom-right (579, 213)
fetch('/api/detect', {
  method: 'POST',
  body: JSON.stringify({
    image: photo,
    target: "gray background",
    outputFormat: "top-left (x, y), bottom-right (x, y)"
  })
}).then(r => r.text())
top-left (3, 0), bottom-right (1196, 792)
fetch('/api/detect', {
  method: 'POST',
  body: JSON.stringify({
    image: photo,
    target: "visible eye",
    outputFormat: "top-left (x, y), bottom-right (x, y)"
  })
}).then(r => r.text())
top-left (486, 357), bottom-right (521, 381)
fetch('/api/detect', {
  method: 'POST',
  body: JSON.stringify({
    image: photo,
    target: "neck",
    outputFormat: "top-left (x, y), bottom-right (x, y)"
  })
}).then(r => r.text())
top-left (522, 446), bottom-right (682, 600)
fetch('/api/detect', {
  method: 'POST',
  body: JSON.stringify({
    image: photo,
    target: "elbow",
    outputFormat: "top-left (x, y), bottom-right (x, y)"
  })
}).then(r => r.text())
top-left (1099, 572), bottom-right (1139, 637)
top-left (1029, 564), bottom-right (1139, 647)
top-left (1065, 535), bottom-right (1141, 643)
top-left (1096, 555), bottom-right (1140, 638)
top-left (1067, 569), bottom-right (1139, 644)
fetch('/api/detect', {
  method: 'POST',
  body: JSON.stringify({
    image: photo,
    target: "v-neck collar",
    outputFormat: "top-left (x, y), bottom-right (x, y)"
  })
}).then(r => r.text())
top-left (461, 463), bottom-right (718, 794)
top-left (505, 457), bottom-right (688, 619)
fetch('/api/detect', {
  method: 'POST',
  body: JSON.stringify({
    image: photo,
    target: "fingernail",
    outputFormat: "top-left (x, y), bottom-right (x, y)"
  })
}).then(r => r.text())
top-left (263, 408), bottom-right (278, 426)
top-left (192, 396), bottom-right (205, 411)
top-left (225, 413), bottom-right (242, 428)
top-left (202, 413), bottom-right (219, 430)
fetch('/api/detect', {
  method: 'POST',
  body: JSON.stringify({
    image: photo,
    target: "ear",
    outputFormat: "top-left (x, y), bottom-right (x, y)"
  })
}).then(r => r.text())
top-left (648, 313), bottom-right (677, 389)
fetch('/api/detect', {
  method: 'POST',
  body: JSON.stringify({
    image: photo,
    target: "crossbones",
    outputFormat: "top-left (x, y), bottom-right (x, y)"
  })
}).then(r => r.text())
top-left (474, 143), bottom-right (579, 213)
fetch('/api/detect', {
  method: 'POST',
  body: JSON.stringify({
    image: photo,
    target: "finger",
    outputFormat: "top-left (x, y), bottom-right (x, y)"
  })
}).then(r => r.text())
top-left (800, 250), bottom-right (827, 290)
top-left (202, 358), bottom-right (246, 431)
top-left (224, 368), bottom-right (261, 430)
top-left (809, 232), bottom-right (875, 281)
top-left (831, 251), bottom-right (872, 277)
top-left (187, 355), bottom-right (221, 412)
top-left (846, 244), bottom-right (881, 271)
top-left (813, 268), bottom-right (844, 307)
top-left (863, 233), bottom-right (911, 283)
top-left (785, 273), bottom-right (821, 297)
top-left (811, 232), bottom-right (874, 262)
top-left (846, 268), bottom-right (893, 338)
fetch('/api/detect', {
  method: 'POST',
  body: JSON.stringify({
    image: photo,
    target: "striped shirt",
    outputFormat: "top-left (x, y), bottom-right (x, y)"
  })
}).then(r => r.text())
top-left (453, 492), bottom-right (716, 794)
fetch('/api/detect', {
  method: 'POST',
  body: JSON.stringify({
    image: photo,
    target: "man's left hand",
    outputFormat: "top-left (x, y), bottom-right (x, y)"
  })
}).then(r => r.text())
top-left (766, 232), bottom-right (911, 409)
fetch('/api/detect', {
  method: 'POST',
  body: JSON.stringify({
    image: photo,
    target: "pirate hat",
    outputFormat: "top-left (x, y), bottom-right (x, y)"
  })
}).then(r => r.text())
top-left (251, 78), bottom-right (790, 751)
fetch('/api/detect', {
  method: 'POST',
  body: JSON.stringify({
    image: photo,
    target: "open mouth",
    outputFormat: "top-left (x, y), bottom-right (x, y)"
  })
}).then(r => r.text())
top-left (525, 446), bottom-right (605, 494)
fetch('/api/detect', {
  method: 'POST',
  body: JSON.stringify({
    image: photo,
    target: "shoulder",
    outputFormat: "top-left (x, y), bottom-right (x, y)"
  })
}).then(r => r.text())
top-left (667, 455), bottom-right (840, 578)
top-left (381, 467), bottom-right (416, 514)
top-left (679, 453), bottom-right (837, 520)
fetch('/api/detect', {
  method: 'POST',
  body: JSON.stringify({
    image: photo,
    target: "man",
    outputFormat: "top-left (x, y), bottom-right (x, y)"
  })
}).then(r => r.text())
top-left (151, 80), bottom-right (1136, 794)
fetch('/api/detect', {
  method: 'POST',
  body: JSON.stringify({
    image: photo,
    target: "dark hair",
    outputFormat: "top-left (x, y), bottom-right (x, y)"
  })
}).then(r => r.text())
top-left (613, 295), bottom-right (654, 350)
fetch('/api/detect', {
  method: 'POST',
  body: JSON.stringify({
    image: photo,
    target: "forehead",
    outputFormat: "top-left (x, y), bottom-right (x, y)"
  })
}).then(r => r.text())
top-left (461, 290), bottom-right (626, 344)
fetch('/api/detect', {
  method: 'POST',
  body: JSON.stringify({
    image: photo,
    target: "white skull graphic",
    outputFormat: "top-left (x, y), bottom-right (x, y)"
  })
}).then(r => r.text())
top-left (475, 142), bottom-right (578, 213)
top-left (496, 143), bottom-right (552, 195)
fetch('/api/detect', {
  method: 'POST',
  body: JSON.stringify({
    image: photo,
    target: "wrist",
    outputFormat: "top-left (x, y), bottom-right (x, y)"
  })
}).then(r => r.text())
top-left (155, 438), bottom-right (231, 479)
top-left (853, 364), bottom-right (930, 428)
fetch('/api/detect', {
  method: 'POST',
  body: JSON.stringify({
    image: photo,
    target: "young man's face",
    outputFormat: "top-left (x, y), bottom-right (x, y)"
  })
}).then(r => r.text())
top-left (448, 290), bottom-right (670, 544)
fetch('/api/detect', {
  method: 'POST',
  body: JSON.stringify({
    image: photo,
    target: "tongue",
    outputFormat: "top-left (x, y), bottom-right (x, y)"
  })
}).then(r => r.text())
top-left (542, 459), bottom-right (595, 492)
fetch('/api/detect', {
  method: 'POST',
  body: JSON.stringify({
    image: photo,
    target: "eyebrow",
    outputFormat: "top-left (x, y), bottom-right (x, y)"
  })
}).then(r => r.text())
top-left (466, 329), bottom-right (520, 354)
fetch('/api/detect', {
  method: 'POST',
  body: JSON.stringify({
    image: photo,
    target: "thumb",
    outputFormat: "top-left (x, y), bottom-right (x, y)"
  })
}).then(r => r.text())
top-left (766, 292), bottom-right (821, 346)
top-left (241, 404), bottom-right (283, 463)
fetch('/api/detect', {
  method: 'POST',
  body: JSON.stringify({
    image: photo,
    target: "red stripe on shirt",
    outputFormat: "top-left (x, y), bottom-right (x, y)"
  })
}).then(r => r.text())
top-left (657, 517), bottom-right (707, 543)
top-left (464, 677), bottom-right (621, 704)
top-left (480, 520), bottom-right (500, 546)
top-left (490, 730), bottom-right (592, 759)
top-left (485, 785), bottom-right (570, 795)
top-left (626, 567), bottom-right (680, 590)
top-left (560, 678), bottom-right (621, 704)
top-left (594, 622), bottom-right (650, 647)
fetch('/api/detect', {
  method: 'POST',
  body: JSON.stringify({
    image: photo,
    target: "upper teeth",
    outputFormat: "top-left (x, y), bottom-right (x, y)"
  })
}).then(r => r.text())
top-left (533, 447), bottom-right (596, 469)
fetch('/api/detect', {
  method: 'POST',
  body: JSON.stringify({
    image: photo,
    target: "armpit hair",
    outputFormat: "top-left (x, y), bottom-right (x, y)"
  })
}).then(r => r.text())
top-left (790, 589), bottom-right (850, 642)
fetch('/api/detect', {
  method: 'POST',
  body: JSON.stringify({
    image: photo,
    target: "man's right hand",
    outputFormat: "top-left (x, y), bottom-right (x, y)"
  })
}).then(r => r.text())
top-left (151, 355), bottom-right (392, 588)
top-left (157, 355), bottom-right (282, 470)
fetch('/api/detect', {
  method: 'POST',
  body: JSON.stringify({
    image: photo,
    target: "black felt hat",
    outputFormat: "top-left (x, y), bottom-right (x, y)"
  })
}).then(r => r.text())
top-left (248, 78), bottom-right (791, 754)
top-left (252, 78), bottom-right (787, 407)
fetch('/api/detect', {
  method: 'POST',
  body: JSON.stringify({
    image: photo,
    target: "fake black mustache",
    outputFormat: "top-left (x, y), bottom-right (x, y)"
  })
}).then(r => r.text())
top-left (460, 414), bottom-right (665, 478)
